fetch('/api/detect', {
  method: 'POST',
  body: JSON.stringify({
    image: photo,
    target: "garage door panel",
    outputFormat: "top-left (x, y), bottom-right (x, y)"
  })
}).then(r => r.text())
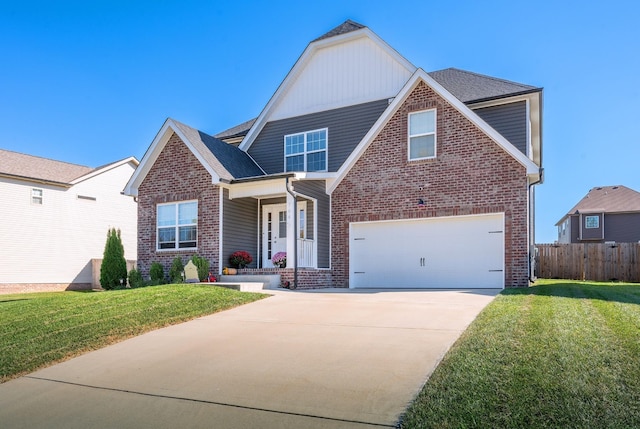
top-left (349, 214), bottom-right (504, 289)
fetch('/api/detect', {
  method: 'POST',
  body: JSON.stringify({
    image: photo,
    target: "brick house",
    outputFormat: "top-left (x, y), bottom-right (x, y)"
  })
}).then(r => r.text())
top-left (124, 20), bottom-right (543, 289)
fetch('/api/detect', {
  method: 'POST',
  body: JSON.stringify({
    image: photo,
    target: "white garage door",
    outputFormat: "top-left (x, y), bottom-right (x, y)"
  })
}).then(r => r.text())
top-left (349, 213), bottom-right (504, 289)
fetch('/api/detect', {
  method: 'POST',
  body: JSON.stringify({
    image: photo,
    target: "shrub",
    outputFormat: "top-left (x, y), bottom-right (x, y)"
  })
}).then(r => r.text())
top-left (149, 262), bottom-right (165, 284)
top-left (229, 251), bottom-right (252, 269)
top-left (100, 228), bottom-right (127, 290)
top-left (191, 255), bottom-right (210, 281)
top-left (128, 269), bottom-right (143, 288)
top-left (169, 257), bottom-right (184, 283)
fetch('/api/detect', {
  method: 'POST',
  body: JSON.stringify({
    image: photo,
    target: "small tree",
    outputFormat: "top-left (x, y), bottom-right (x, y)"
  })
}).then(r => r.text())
top-left (100, 228), bottom-right (127, 290)
top-left (149, 262), bottom-right (165, 284)
top-left (169, 257), bottom-right (184, 283)
top-left (191, 255), bottom-right (210, 281)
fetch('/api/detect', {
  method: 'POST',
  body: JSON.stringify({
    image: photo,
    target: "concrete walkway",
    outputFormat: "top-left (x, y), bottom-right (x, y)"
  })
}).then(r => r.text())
top-left (0, 288), bottom-right (499, 428)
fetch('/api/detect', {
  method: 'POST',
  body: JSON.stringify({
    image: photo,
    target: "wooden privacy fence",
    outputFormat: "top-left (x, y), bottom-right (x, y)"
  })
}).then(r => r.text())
top-left (535, 243), bottom-right (640, 283)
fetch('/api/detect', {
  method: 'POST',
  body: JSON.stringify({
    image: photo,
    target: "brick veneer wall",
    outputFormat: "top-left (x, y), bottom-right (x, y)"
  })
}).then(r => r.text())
top-left (238, 268), bottom-right (332, 289)
top-left (137, 133), bottom-right (220, 279)
top-left (331, 81), bottom-right (530, 288)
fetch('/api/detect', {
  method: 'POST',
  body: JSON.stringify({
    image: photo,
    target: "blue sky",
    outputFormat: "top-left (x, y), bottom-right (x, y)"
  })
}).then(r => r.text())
top-left (1, 0), bottom-right (638, 243)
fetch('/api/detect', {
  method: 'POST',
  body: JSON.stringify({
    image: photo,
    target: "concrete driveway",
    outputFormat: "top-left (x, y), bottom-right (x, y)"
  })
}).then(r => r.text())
top-left (0, 288), bottom-right (498, 428)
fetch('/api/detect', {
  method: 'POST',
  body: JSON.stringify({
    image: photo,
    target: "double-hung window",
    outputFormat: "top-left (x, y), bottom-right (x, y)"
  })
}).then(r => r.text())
top-left (408, 109), bottom-right (436, 160)
top-left (157, 201), bottom-right (197, 250)
top-left (31, 188), bottom-right (43, 205)
top-left (285, 128), bottom-right (327, 172)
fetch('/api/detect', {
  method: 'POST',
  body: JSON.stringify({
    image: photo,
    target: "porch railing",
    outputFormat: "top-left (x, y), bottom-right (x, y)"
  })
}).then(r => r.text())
top-left (297, 238), bottom-right (315, 267)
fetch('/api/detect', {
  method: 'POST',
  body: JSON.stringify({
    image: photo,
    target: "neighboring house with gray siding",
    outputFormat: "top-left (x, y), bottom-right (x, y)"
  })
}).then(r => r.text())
top-left (125, 20), bottom-right (544, 289)
top-left (556, 185), bottom-right (640, 243)
top-left (0, 149), bottom-right (138, 293)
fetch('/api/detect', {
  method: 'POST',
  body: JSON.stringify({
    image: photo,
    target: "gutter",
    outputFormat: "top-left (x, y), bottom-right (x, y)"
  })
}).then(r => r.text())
top-left (528, 167), bottom-right (544, 282)
top-left (285, 177), bottom-right (299, 289)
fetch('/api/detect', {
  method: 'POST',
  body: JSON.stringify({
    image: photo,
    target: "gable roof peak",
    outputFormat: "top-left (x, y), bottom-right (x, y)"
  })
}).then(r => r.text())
top-left (313, 19), bottom-right (366, 42)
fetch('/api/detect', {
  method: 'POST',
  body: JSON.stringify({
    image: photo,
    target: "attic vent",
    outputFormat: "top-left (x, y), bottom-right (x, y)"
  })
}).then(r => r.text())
top-left (596, 187), bottom-right (602, 190)
top-left (613, 186), bottom-right (619, 189)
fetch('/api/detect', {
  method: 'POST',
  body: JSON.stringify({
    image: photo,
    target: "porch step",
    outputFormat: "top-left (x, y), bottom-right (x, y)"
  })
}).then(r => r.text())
top-left (218, 274), bottom-right (281, 289)
top-left (213, 282), bottom-right (266, 292)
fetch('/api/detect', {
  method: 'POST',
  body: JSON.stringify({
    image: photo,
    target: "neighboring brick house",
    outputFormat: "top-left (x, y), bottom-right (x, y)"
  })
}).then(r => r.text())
top-left (0, 149), bottom-right (138, 293)
top-left (124, 20), bottom-right (543, 289)
top-left (556, 185), bottom-right (640, 244)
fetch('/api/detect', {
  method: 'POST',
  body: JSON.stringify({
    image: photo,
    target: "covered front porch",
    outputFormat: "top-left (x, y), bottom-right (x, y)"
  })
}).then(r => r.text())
top-left (221, 174), bottom-right (330, 273)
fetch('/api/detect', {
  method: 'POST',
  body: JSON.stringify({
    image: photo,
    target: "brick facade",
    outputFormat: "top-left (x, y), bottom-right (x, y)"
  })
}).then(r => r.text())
top-left (137, 133), bottom-right (220, 279)
top-left (331, 81), bottom-right (530, 288)
top-left (239, 268), bottom-right (333, 289)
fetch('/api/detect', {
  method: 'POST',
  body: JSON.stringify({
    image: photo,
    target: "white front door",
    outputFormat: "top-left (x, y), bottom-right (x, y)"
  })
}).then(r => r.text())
top-left (262, 204), bottom-right (287, 268)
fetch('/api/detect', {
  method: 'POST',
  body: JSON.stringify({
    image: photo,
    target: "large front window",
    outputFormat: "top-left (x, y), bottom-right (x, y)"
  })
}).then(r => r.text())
top-left (408, 109), bottom-right (436, 160)
top-left (157, 201), bottom-right (197, 250)
top-left (285, 128), bottom-right (327, 172)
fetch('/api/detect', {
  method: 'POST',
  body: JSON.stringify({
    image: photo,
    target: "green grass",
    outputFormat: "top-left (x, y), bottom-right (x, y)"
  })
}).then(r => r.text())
top-left (0, 285), bottom-right (267, 383)
top-left (401, 279), bottom-right (640, 429)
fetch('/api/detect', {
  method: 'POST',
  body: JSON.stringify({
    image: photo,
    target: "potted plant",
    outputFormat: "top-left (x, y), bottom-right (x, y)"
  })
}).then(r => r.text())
top-left (272, 252), bottom-right (286, 268)
top-left (229, 251), bottom-right (253, 269)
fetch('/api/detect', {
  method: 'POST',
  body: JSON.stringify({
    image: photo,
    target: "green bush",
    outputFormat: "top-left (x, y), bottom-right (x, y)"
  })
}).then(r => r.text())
top-left (149, 262), bottom-right (165, 284)
top-left (191, 255), bottom-right (210, 281)
top-left (169, 257), bottom-right (184, 283)
top-left (100, 228), bottom-right (127, 290)
top-left (128, 269), bottom-right (143, 288)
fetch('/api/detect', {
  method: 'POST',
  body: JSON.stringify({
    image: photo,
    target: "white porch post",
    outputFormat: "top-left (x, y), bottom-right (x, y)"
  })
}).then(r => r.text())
top-left (286, 190), bottom-right (296, 266)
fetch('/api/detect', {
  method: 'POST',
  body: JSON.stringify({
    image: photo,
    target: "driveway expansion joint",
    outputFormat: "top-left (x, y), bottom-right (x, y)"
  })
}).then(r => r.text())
top-left (24, 376), bottom-right (395, 428)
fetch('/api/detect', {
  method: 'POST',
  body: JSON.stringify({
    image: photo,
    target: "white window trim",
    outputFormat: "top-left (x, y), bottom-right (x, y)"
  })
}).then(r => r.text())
top-left (408, 109), bottom-right (437, 161)
top-left (156, 200), bottom-right (198, 251)
top-left (284, 128), bottom-right (328, 172)
top-left (31, 188), bottom-right (43, 205)
top-left (585, 215), bottom-right (600, 229)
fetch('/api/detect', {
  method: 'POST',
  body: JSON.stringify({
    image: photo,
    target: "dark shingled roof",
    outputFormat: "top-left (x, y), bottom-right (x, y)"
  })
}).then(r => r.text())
top-left (171, 119), bottom-right (264, 181)
top-left (214, 117), bottom-right (256, 140)
top-left (0, 148), bottom-right (94, 185)
top-left (557, 185), bottom-right (640, 224)
top-left (313, 20), bottom-right (366, 42)
top-left (428, 68), bottom-right (540, 103)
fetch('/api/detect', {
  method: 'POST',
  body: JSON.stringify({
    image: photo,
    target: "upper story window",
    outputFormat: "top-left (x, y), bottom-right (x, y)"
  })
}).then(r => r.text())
top-left (157, 201), bottom-right (197, 250)
top-left (31, 188), bottom-right (43, 205)
top-left (408, 109), bottom-right (436, 160)
top-left (585, 215), bottom-right (599, 229)
top-left (285, 128), bottom-right (327, 172)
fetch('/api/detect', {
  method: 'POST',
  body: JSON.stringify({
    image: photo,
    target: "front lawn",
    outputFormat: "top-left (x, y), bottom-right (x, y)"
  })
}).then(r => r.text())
top-left (0, 285), bottom-right (267, 383)
top-left (401, 279), bottom-right (640, 428)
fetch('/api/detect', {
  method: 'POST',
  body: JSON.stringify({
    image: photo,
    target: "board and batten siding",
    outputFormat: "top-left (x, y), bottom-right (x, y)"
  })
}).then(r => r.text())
top-left (222, 188), bottom-right (258, 269)
top-left (0, 162), bottom-right (137, 285)
top-left (473, 100), bottom-right (528, 156)
top-left (293, 180), bottom-right (330, 268)
top-left (270, 35), bottom-right (412, 121)
top-left (248, 99), bottom-right (389, 174)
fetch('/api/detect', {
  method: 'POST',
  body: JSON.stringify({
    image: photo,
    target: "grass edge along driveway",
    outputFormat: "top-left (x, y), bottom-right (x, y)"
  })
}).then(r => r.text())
top-left (0, 285), bottom-right (267, 383)
top-left (400, 279), bottom-right (640, 429)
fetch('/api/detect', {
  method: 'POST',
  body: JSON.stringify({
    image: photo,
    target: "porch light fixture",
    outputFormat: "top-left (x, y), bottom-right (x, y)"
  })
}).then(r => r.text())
top-left (417, 198), bottom-right (425, 207)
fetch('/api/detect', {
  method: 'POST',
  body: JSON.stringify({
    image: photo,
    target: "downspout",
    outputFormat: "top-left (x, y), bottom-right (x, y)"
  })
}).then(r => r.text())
top-left (528, 167), bottom-right (544, 283)
top-left (285, 177), bottom-right (298, 289)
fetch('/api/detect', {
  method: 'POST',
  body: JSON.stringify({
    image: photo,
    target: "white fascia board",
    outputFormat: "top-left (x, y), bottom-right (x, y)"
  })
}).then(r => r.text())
top-left (328, 69), bottom-right (540, 194)
top-left (239, 27), bottom-right (417, 152)
top-left (123, 119), bottom-right (221, 197)
top-left (71, 156), bottom-right (139, 186)
top-left (228, 178), bottom-right (287, 200)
